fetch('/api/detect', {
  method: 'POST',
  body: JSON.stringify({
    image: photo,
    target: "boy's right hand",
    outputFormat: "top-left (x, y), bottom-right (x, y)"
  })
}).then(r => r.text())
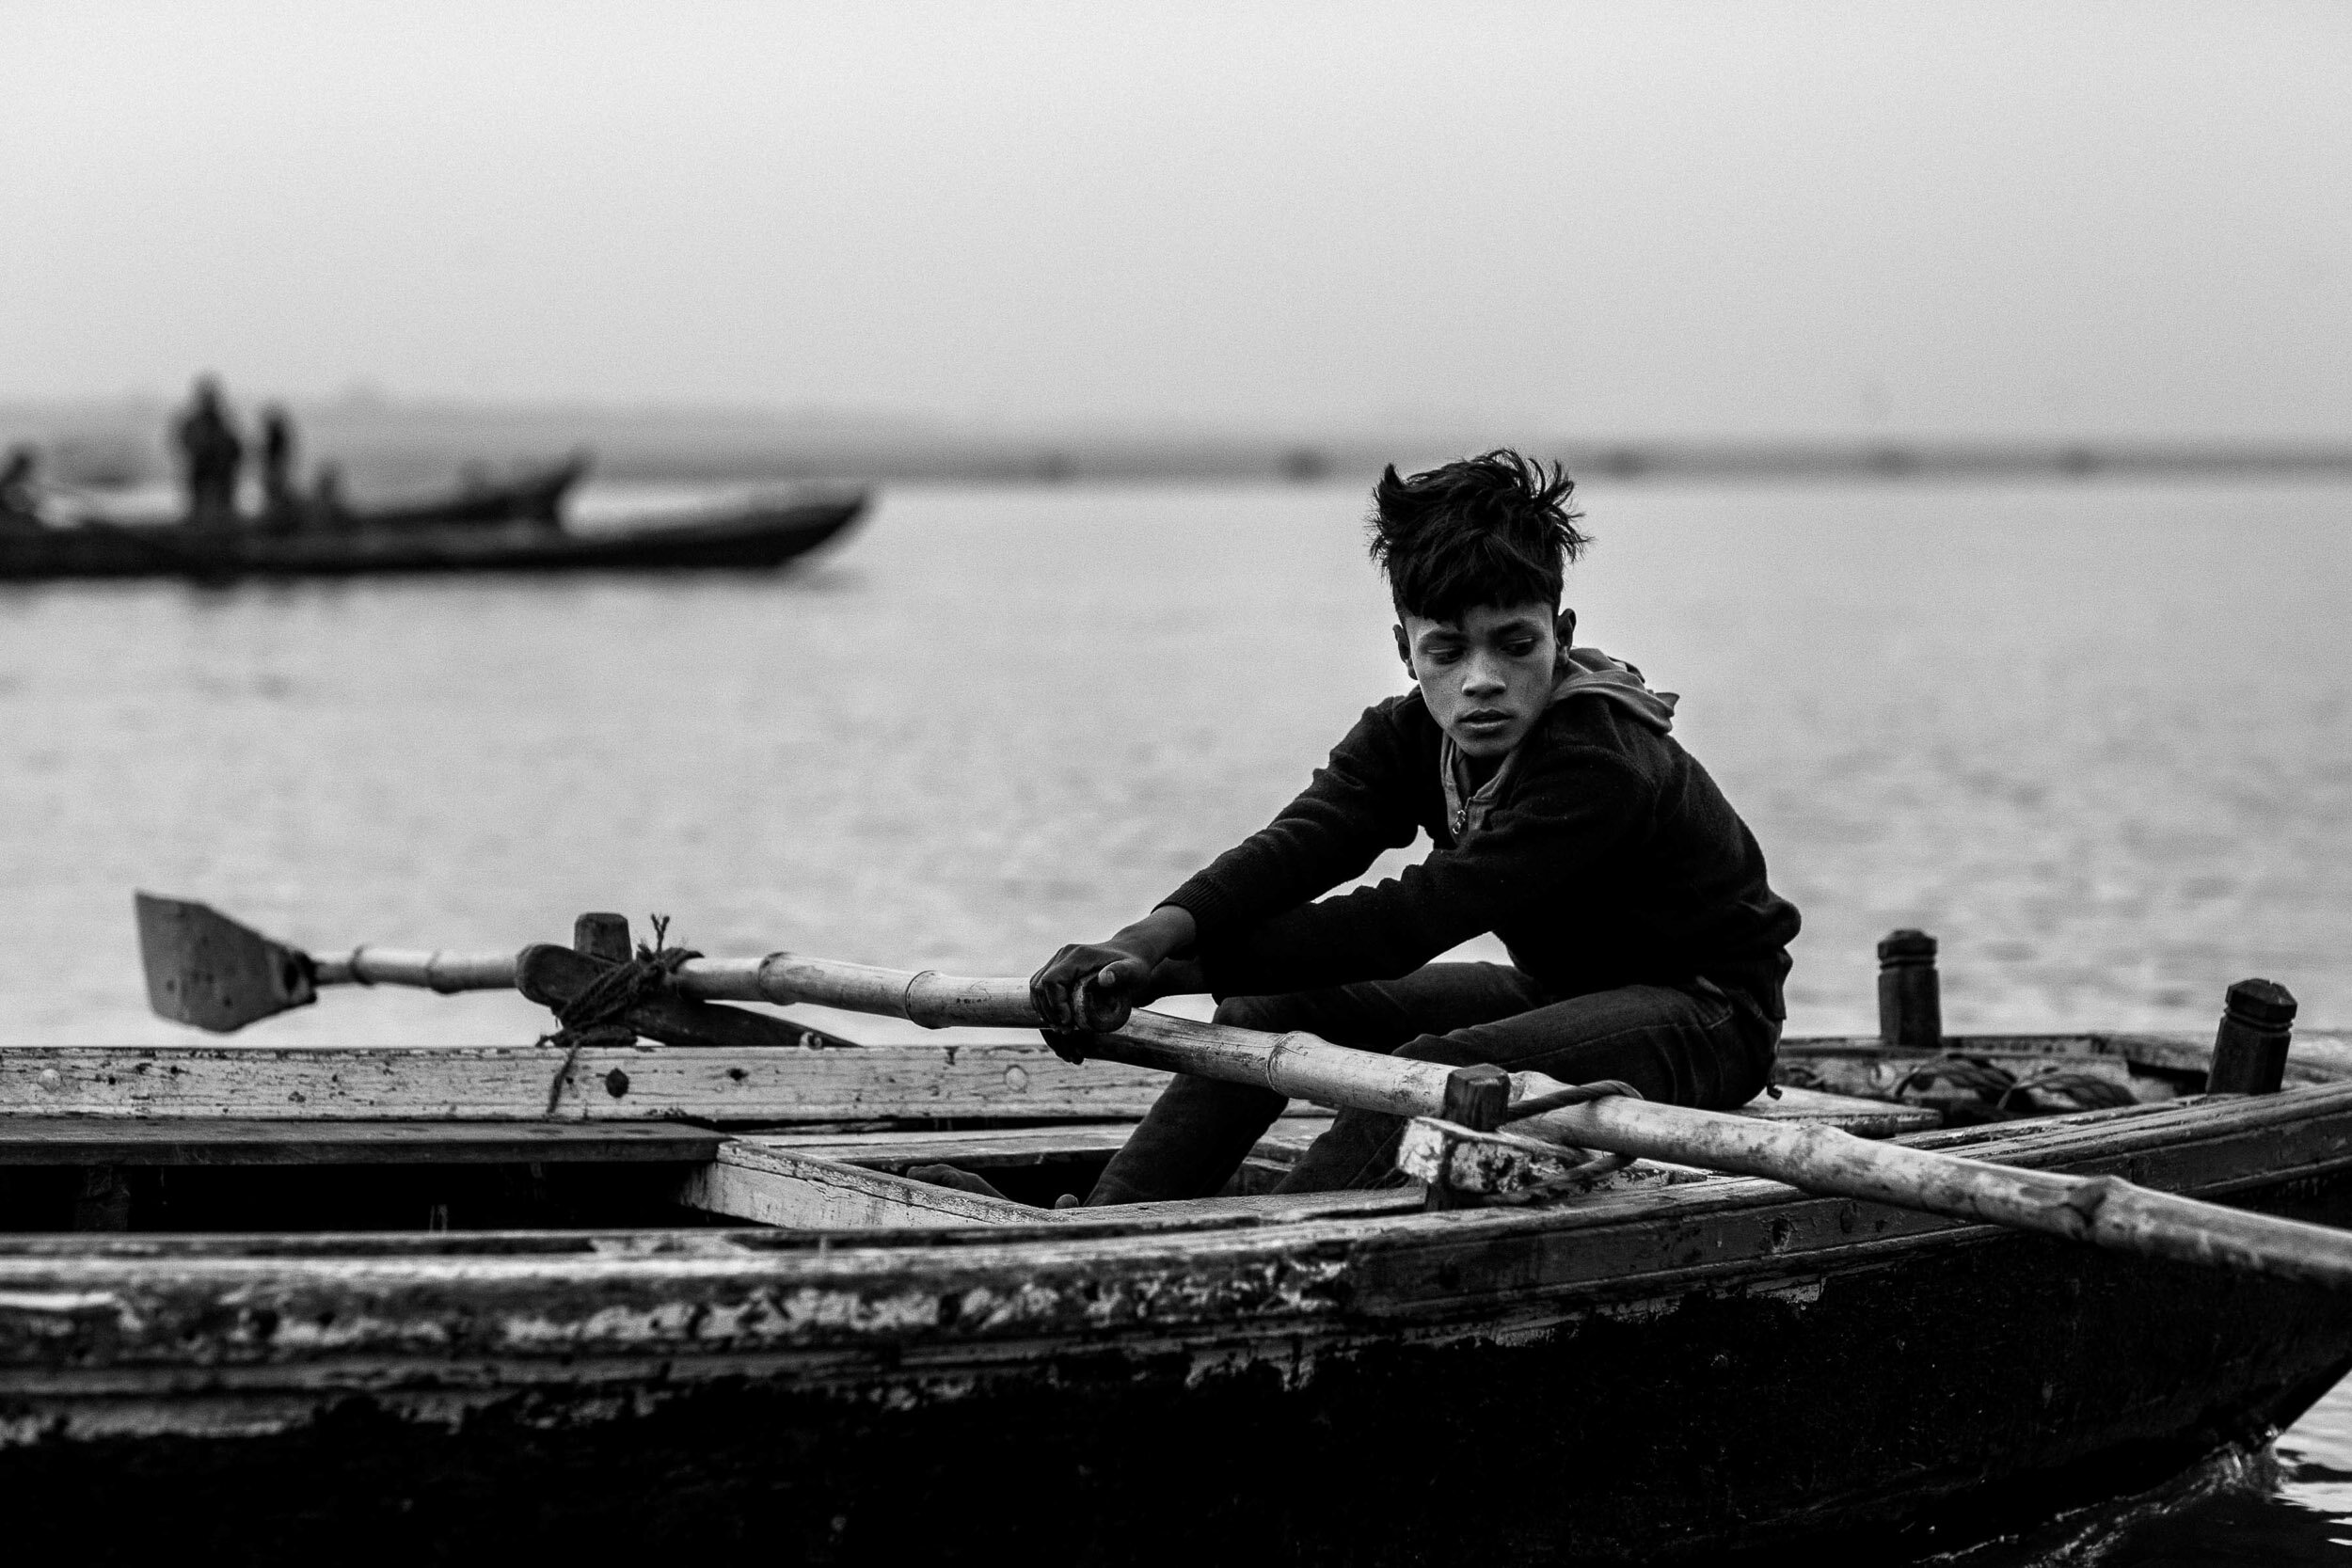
top-left (1028, 905), bottom-right (1200, 1036)
top-left (1029, 940), bottom-right (1160, 1035)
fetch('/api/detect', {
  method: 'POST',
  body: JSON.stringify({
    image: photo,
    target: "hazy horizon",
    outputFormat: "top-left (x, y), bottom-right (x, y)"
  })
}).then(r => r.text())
top-left (7, 3), bottom-right (2350, 440)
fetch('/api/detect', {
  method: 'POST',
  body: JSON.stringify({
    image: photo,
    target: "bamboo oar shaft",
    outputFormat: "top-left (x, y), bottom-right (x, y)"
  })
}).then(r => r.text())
top-left (1106, 1009), bottom-right (1457, 1117)
top-left (679, 956), bottom-right (1025, 1028)
top-left (1499, 1088), bottom-right (2352, 1292)
top-left (303, 950), bottom-right (1022, 1026)
top-left (312, 948), bottom-right (519, 991)
top-left (291, 942), bottom-right (2352, 1291)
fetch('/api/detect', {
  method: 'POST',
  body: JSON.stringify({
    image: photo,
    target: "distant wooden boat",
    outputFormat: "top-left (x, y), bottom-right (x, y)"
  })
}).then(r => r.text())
top-left (0, 493), bottom-right (866, 581)
top-left (3, 1013), bottom-right (2349, 1560)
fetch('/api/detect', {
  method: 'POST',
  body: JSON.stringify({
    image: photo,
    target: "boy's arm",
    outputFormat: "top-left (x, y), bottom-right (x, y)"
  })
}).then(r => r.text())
top-left (1030, 704), bottom-right (1418, 1033)
top-left (1156, 703), bottom-right (1423, 935)
top-left (1190, 751), bottom-right (1645, 998)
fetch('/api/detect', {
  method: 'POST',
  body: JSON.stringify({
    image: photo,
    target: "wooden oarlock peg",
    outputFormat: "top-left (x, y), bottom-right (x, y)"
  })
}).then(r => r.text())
top-left (573, 912), bottom-right (631, 963)
top-left (2207, 978), bottom-right (2297, 1096)
top-left (1426, 1062), bottom-right (1512, 1212)
top-left (1878, 928), bottom-right (1942, 1051)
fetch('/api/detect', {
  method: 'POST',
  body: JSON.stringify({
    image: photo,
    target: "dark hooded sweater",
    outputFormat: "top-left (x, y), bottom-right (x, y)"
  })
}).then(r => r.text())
top-left (1162, 688), bottom-right (1802, 1018)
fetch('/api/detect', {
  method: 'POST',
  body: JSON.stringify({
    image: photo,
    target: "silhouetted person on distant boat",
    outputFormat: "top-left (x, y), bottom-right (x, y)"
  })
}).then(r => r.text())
top-left (258, 405), bottom-right (300, 530)
top-left (175, 377), bottom-right (244, 524)
top-left (0, 445), bottom-right (40, 528)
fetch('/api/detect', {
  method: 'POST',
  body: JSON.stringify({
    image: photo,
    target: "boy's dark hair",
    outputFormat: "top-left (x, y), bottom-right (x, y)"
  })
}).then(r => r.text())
top-left (1367, 450), bottom-right (1590, 621)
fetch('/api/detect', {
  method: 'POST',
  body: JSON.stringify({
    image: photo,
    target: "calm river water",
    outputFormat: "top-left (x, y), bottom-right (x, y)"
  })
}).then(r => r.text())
top-left (4, 476), bottom-right (2350, 1558)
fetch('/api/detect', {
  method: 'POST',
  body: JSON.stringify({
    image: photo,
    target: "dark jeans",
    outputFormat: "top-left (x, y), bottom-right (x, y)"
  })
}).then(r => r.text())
top-left (1086, 963), bottom-right (1780, 1205)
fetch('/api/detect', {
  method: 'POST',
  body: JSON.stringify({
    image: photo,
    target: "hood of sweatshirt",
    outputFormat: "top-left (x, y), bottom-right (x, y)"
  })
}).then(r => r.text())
top-left (1550, 644), bottom-right (1678, 733)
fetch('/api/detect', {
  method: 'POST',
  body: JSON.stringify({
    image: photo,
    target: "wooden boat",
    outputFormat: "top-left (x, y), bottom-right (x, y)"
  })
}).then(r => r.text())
top-left (3, 913), bottom-right (2349, 1562)
top-left (0, 493), bottom-right (866, 582)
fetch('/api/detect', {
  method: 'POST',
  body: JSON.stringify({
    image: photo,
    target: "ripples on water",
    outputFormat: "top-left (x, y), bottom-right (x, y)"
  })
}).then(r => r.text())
top-left (2077, 1374), bottom-right (2352, 1563)
top-left (3, 476), bottom-right (2350, 1553)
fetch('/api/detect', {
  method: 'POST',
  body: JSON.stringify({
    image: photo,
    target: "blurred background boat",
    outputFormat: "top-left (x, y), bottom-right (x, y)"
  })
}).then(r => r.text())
top-left (0, 483), bottom-right (866, 581)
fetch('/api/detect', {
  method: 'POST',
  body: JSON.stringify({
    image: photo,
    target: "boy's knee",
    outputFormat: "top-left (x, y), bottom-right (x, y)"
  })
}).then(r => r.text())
top-left (1392, 1032), bottom-right (1479, 1067)
top-left (1213, 994), bottom-right (1288, 1033)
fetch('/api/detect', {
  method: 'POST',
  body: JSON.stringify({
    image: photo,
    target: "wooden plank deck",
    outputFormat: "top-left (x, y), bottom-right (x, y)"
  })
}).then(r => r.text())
top-left (747, 1121), bottom-right (1321, 1160)
top-left (677, 1141), bottom-right (1042, 1228)
top-left (740, 1122), bottom-right (1140, 1171)
top-left (1743, 1085), bottom-right (1944, 1136)
top-left (675, 1141), bottom-right (1440, 1230)
top-left (743, 1116), bottom-right (1337, 1169)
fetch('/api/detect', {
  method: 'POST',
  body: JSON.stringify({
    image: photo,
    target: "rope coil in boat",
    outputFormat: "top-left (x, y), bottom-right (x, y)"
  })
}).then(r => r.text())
top-left (1888, 1054), bottom-right (2138, 1115)
top-left (539, 916), bottom-right (700, 1113)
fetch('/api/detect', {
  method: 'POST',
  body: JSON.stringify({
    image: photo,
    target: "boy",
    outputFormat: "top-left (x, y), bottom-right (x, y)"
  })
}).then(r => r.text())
top-left (1030, 451), bottom-right (1801, 1203)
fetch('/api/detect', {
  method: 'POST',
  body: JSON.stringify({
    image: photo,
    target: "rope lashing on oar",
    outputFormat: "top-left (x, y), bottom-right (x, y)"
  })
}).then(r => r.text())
top-left (1478, 1077), bottom-right (1646, 1196)
top-left (540, 915), bottom-right (701, 1113)
top-left (1501, 1078), bottom-right (1644, 1121)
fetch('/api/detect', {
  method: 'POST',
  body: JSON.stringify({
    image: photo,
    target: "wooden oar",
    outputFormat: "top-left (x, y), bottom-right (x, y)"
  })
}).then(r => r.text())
top-left (133, 895), bottom-right (815, 1052)
top-left (136, 893), bottom-right (514, 1031)
top-left (132, 892), bottom-right (1036, 1032)
top-left (134, 893), bottom-right (2352, 1291)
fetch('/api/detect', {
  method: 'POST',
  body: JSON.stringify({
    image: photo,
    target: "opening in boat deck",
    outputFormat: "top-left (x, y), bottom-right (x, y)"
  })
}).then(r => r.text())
top-left (0, 1119), bottom-right (732, 1233)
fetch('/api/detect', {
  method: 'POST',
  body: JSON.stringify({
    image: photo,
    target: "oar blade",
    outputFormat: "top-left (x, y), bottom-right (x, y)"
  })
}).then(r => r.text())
top-left (135, 892), bottom-right (317, 1032)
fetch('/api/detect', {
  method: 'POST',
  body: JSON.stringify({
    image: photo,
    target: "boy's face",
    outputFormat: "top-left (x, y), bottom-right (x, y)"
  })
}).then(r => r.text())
top-left (1395, 601), bottom-right (1565, 758)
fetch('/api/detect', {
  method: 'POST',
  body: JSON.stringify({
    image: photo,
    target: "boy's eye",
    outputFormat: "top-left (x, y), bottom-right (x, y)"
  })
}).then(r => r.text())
top-left (1502, 640), bottom-right (1537, 657)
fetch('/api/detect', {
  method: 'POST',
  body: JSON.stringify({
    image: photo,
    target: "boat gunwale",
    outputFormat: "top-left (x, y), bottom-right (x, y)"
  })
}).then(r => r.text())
top-left (0, 1031), bottom-right (2344, 1255)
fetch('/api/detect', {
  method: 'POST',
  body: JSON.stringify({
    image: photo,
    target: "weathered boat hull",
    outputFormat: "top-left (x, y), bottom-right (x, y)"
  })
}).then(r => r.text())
top-left (0, 496), bottom-right (866, 581)
top-left (5, 1085), bottom-right (2350, 1562)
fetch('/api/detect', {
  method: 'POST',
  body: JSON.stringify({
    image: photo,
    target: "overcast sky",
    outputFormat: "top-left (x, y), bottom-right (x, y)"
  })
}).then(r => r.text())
top-left (6, 2), bottom-right (2348, 436)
